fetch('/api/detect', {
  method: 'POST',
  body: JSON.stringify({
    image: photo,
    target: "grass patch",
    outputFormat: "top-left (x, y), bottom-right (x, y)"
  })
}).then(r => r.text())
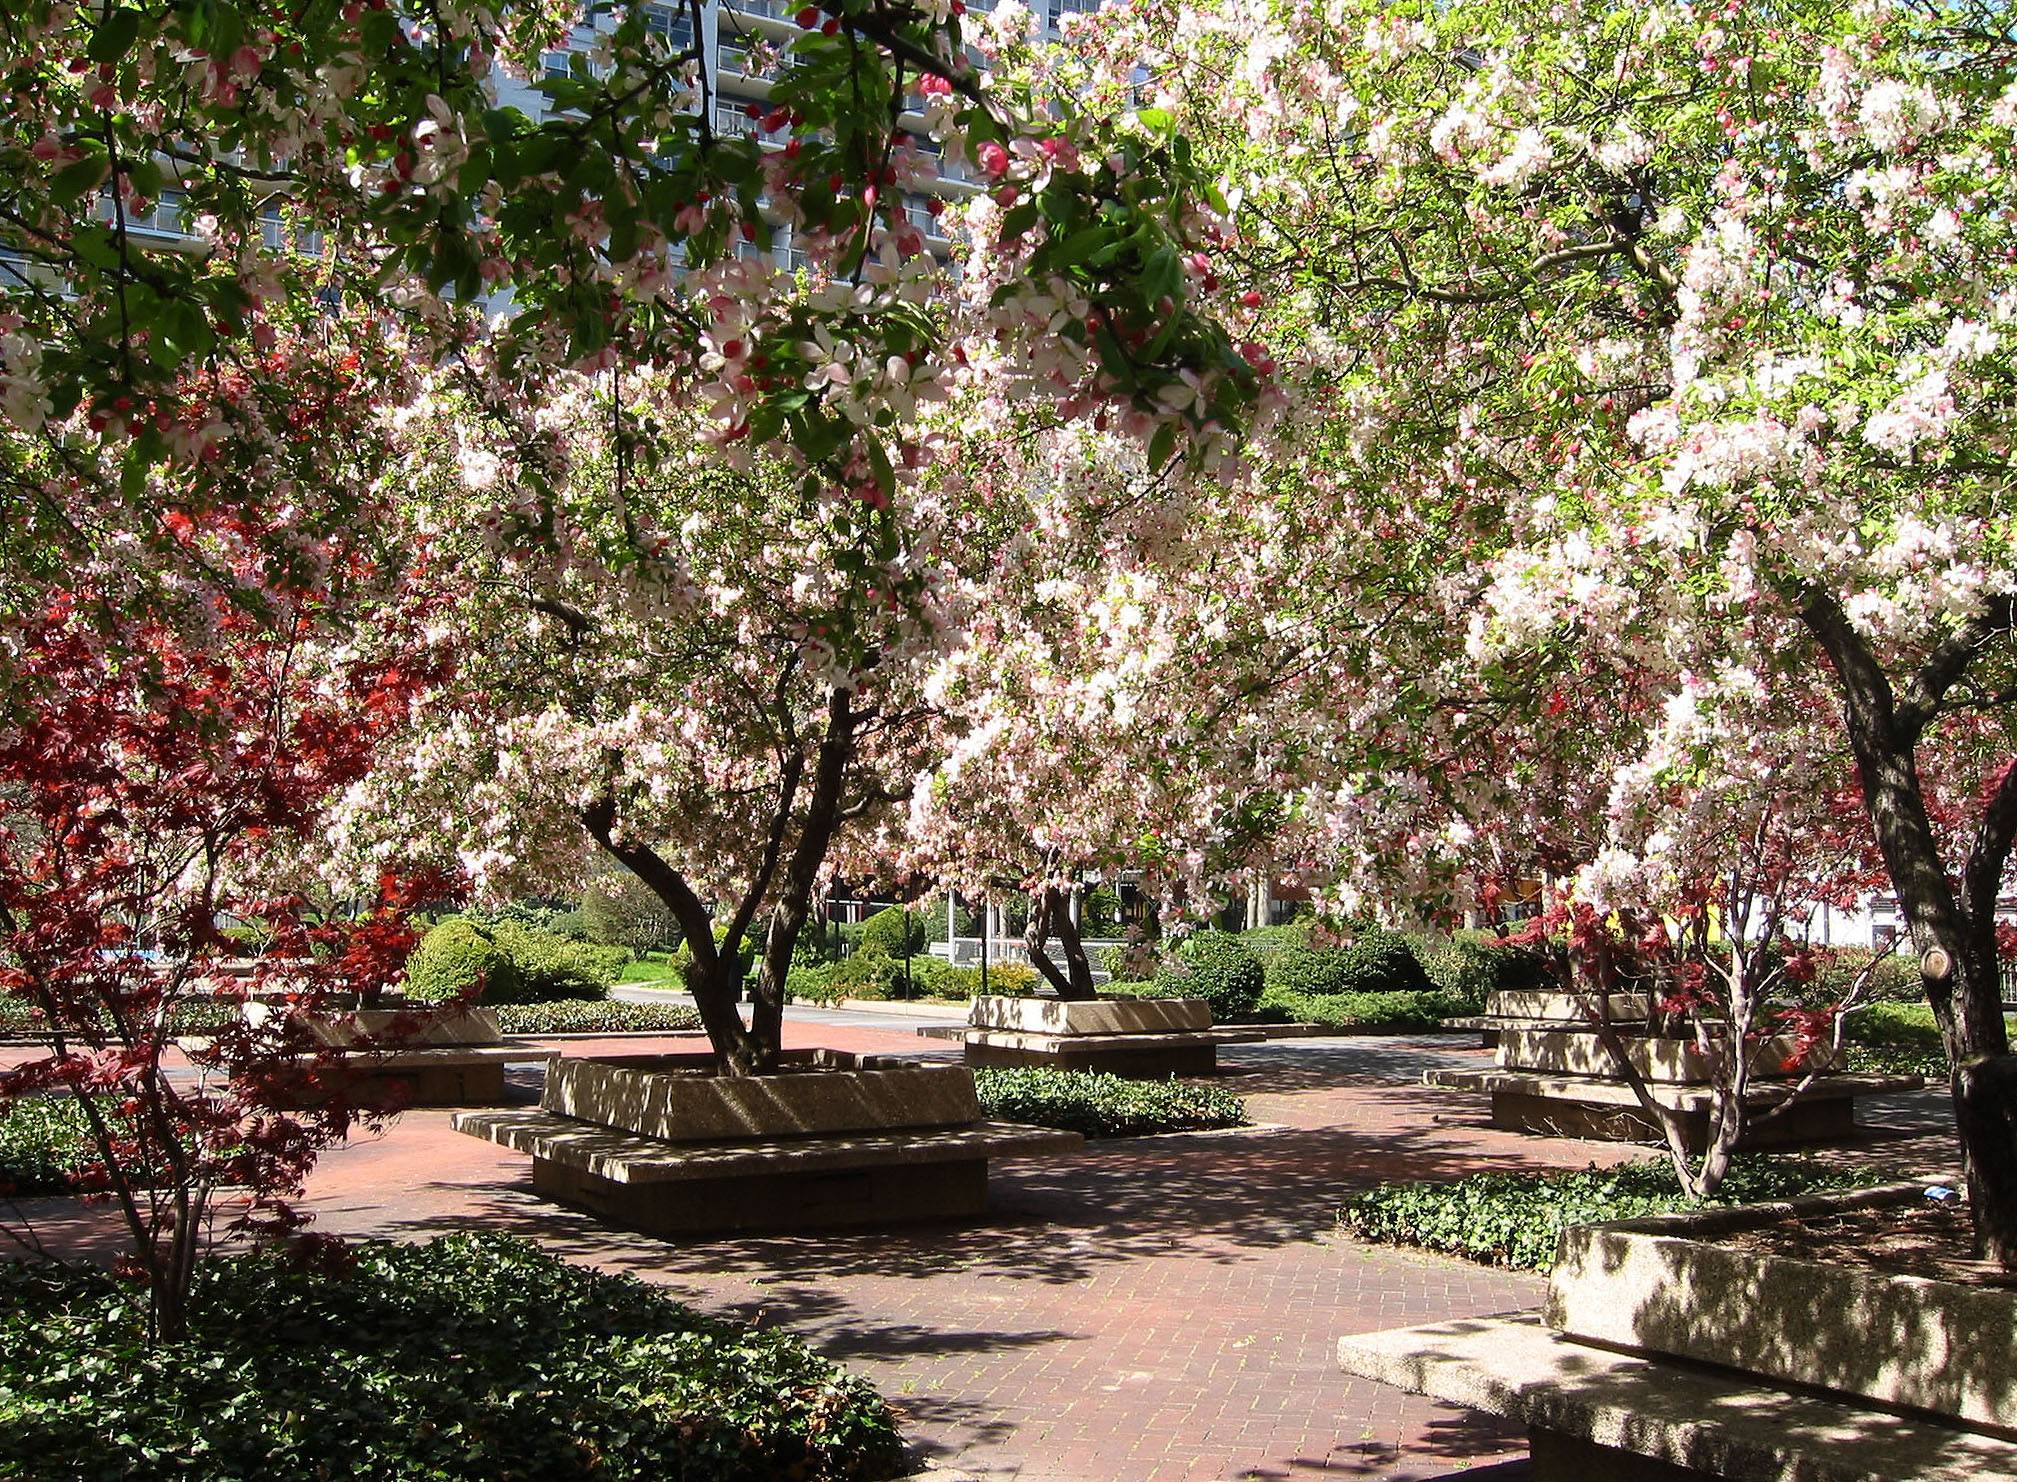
top-left (492, 999), bottom-right (702, 1034)
top-left (0, 1233), bottom-right (904, 1480)
top-left (1341, 1157), bottom-right (1881, 1272)
top-left (973, 1067), bottom-right (1247, 1138)
top-left (615, 955), bottom-right (686, 985)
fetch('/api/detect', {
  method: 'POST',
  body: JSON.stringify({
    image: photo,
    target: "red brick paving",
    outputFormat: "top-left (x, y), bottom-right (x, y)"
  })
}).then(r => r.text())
top-left (5, 1021), bottom-right (1957, 1481)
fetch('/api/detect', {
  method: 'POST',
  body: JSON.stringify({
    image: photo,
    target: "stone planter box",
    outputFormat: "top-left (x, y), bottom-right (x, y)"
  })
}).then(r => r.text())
top-left (1339, 1183), bottom-right (2017, 1481)
top-left (960, 995), bottom-right (1259, 1076)
top-left (969, 995), bottom-right (1213, 1035)
top-left (542, 1050), bottom-right (981, 1141)
top-left (456, 1049), bottom-right (1080, 1235)
top-left (1485, 991), bottom-right (1650, 1023)
top-left (243, 1000), bottom-right (503, 1049)
top-left (1500, 1028), bottom-right (1840, 1083)
top-left (235, 999), bottom-right (530, 1108)
top-left (1547, 1184), bottom-right (2015, 1439)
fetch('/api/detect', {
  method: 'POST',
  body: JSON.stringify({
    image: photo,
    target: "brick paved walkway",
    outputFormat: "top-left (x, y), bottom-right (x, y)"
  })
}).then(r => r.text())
top-left (5, 1018), bottom-right (1957, 1482)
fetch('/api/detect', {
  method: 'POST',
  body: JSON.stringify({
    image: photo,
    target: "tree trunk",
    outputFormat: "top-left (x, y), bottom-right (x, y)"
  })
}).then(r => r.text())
top-left (1801, 591), bottom-right (2017, 1267)
top-left (1025, 886), bottom-right (1099, 1000)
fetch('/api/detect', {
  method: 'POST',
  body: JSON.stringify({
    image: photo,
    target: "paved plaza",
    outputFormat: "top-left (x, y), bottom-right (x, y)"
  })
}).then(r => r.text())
top-left (4, 1013), bottom-right (1956, 1482)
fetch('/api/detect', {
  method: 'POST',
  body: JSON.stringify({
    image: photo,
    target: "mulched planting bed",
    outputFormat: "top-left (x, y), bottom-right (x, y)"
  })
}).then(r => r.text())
top-left (1723, 1198), bottom-right (2017, 1288)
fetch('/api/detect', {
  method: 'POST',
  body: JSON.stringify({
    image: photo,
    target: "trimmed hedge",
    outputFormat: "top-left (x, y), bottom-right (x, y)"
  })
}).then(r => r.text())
top-left (492, 1000), bottom-right (703, 1035)
top-left (787, 953), bottom-right (1038, 1003)
top-left (0, 1233), bottom-right (904, 1480)
top-left (973, 1067), bottom-right (1247, 1138)
top-left (0, 995), bottom-right (236, 1040)
top-left (1342, 1157), bottom-right (1877, 1273)
top-left (1283, 987), bottom-right (1477, 1032)
top-left (405, 919), bottom-right (623, 1005)
top-left (1156, 931), bottom-right (1264, 1020)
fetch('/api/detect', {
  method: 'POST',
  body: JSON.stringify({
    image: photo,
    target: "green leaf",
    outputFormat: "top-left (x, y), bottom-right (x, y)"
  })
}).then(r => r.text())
top-left (1141, 245), bottom-right (1182, 307)
top-left (88, 6), bottom-right (142, 63)
top-left (50, 152), bottom-right (110, 203)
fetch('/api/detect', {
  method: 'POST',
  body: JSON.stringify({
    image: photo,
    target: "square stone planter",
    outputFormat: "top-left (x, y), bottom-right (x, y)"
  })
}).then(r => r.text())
top-left (1485, 991), bottom-right (1650, 1023)
top-left (961, 995), bottom-right (1259, 1077)
top-left (1547, 1184), bottom-right (2015, 1439)
top-left (1500, 1028), bottom-right (1840, 1083)
top-left (236, 999), bottom-right (533, 1108)
top-left (456, 1049), bottom-right (1081, 1235)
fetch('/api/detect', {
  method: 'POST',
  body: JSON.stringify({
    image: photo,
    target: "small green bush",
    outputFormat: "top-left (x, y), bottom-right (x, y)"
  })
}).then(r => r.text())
top-left (405, 919), bottom-right (620, 1005)
top-left (974, 1068), bottom-right (1247, 1138)
top-left (0, 1233), bottom-right (904, 1480)
top-left (860, 906), bottom-right (928, 956)
top-left (1844, 1000), bottom-right (1947, 1048)
top-left (1156, 931), bottom-right (1264, 1020)
top-left (0, 1096), bottom-right (101, 1196)
top-left (1080, 884), bottom-right (1124, 936)
top-left (1342, 1158), bottom-right (1879, 1272)
top-left (491, 1000), bottom-right (703, 1035)
top-left (1265, 927), bottom-right (1433, 1000)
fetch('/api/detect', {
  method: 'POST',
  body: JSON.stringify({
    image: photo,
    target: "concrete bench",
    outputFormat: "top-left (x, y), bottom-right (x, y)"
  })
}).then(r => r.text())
top-left (1423, 1065), bottom-right (1924, 1150)
top-left (454, 1049), bottom-right (1081, 1234)
top-left (1338, 1312), bottom-right (2016, 1482)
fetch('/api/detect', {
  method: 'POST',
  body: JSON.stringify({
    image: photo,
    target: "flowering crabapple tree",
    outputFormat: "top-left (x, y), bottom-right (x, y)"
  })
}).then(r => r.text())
top-left (337, 376), bottom-right (961, 1073)
top-left (0, 0), bottom-right (1263, 609)
top-left (0, 578), bottom-right (436, 1341)
top-left (1081, 0), bottom-right (2017, 1258)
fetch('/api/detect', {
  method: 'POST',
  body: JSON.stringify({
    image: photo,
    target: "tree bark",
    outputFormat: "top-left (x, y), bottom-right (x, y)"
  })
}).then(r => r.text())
top-left (748, 687), bottom-right (857, 1070)
top-left (1025, 885), bottom-right (1099, 1000)
top-left (1801, 591), bottom-right (2017, 1266)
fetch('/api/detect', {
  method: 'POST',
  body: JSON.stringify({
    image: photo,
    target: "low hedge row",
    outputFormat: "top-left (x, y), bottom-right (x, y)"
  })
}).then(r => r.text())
top-left (1341, 1157), bottom-right (1876, 1272)
top-left (972, 1067), bottom-right (1247, 1138)
top-left (0, 995), bottom-right (237, 1040)
top-left (0, 1233), bottom-right (905, 1480)
top-left (1258, 985), bottom-right (1479, 1032)
top-left (491, 1000), bottom-right (703, 1035)
top-left (787, 952), bottom-right (1038, 1003)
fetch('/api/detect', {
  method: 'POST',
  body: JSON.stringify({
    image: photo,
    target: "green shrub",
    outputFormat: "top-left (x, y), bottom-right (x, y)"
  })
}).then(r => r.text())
top-left (1262, 927), bottom-right (1436, 1000)
top-left (1814, 947), bottom-right (1924, 1003)
top-left (405, 919), bottom-right (620, 1005)
top-left (1237, 922), bottom-right (1311, 960)
top-left (1080, 884), bottom-right (1124, 936)
top-left (0, 1096), bottom-right (101, 1196)
top-left (491, 1000), bottom-right (703, 1035)
top-left (970, 960), bottom-right (1040, 997)
top-left (1843, 1000), bottom-right (1947, 1048)
top-left (1156, 931), bottom-right (1264, 1020)
top-left (1097, 979), bottom-right (1170, 1000)
top-left (1239, 985), bottom-right (1475, 1032)
top-left (1409, 933), bottom-right (1535, 1007)
top-left (580, 872), bottom-right (678, 954)
top-left (1342, 1158), bottom-right (1880, 1272)
top-left (974, 1068), bottom-right (1247, 1138)
top-left (404, 918), bottom-right (511, 1002)
top-left (0, 1233), bottom-right (904, 1480)
top-left (860, 906), bottom-right (928, 956)
top-left (219, 923), bottom-right (271, 954)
